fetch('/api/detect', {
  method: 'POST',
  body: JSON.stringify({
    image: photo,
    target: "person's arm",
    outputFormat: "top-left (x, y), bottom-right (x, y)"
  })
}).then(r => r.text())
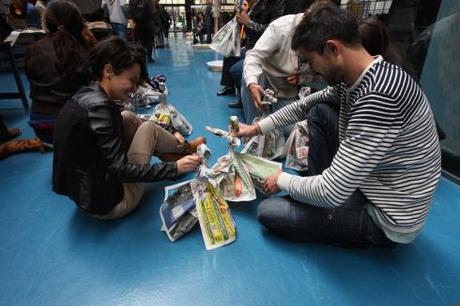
top-left (88, 105), bottom-right (178, 183)
top-left (243, 22), bottom-right (279, 88)
top-left (243, 22), bottom-right (280, 109)
top-left (277, 93), bottom-right (403, 208)
top-left (257, 86), bottom-right (341, 134)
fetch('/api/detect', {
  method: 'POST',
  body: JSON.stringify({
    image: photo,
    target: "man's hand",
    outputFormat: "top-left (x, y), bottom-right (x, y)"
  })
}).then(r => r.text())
top-left (174, 131), bottom-right (185, 144)
top-left (248, 83), bottom-right (265, 111)
top-left (236, 11), bottom-right (251, 26)
top-left (176, 154), bottom-right (202, 174)
top-left (234, 122), bottom-right (260, 138)
top-left (263, 169), bottom-right (282, 195)
top-left (287, 74), bottom-right (300, 86)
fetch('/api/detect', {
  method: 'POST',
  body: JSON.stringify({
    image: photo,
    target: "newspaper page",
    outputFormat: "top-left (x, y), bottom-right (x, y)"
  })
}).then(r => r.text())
top-left (238, 153), bottom-right (282, 195)
top-left (159, 180), bottom-right (199, 242)
top-left (193, 182), bottom-right (236, 250)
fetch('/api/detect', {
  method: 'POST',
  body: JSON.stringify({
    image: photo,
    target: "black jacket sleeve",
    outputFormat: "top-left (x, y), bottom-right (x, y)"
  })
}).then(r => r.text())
top-left (87, 103), bottom-right (178, 183)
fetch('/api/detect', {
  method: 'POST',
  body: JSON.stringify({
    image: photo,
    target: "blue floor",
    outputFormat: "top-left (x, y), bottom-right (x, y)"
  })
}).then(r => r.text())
top-left (1, 35), bottom-right (459, 306)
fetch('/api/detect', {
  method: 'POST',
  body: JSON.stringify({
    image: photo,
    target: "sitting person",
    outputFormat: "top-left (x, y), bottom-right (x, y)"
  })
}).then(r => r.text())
top-left (216, 0), bottom-right (289, 108)
top-left (25, 0), bottom-right (96, 145)
top-left (53, 37), bottom-right (204, 220)
top-left (0, 115), bottom-right (49, 160)
top-left (236, 4), bottom-right (442, 247)
top-left (241, 0), bottom-right (337, 127)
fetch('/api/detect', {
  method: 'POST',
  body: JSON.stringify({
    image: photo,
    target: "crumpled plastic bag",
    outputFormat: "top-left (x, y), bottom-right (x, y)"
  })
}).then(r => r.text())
top-left (241, 89), bottom-right (285, 160)
top-left (210, 17), bottom-right (241, 57)
top-left (284, 120), bottom-right (309, 171)
top-left (150, 101), bottom-right (193, 136)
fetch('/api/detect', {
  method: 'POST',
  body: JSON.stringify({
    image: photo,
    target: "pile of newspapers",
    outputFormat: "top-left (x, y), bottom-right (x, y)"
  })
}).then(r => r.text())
top-left (159, 121), bottom-right (282, 250)
top-left (160, 144), bottom-right (237, 250)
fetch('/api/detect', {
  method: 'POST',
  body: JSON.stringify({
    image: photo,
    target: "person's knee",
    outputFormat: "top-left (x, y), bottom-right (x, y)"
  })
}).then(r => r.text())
top-left (257, 197), bottom-right (287, 227)
top-left (121, 110), bottom-right (137, 122)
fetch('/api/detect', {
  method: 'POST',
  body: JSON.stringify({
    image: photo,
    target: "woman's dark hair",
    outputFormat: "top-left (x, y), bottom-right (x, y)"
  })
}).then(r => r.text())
top-left (359, 16), bottom-right (415, 78)
top-left (292, 3), bottom-right (361, 53)
top-left (44, 0), bottom-right (90, 84)
top-left (90, 37), bottom-right (147, 81)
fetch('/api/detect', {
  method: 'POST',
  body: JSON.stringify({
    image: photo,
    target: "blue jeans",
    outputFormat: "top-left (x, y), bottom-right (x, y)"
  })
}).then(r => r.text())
top-left (111, 23), bottom-right (127, 39)
top-left (257, 104), bottom-right (393, 247)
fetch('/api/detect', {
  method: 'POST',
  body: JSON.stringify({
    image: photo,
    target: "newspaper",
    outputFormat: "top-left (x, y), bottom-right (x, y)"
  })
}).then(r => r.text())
top-left (241, 89), bottom-right (285, 160)
top-left (284, 120), bottom-right (309, 171)
top-left (150, 101), bottom-right (193, 136)
top-left (159, 180), bottom-right (199, 242)
top-left (210, 17), bottom-right (241, 57)
top-left (194, 144), bottom-right (237, 250)
top-left (205, 124), bottom-right (256, 202)
top-left (238, 153), bottom-right (282, 195)
top-left (193, 182), bottom-right (236, 250)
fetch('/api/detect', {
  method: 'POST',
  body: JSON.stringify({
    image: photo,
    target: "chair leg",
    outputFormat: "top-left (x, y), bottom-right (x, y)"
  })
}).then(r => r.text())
top-left (7, 44), bottom-right (29, 109)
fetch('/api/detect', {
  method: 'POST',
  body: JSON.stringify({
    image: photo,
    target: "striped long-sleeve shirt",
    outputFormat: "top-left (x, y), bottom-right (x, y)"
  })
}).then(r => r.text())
top-left (258, 56), bottom-right (442, 243)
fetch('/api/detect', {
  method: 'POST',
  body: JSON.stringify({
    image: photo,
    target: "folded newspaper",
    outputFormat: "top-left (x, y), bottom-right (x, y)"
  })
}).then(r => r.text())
top-left (238, 153), bottom-right (282, 195)
top-left (159, 180), bottom-right (198, 242)
top-left (194, 144), bottom-right (237, 250)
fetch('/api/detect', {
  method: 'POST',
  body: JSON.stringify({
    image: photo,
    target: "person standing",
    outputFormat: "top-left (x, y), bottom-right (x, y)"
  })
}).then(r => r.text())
top-left (204, 0), bottom-right (213, 44)
top-left (102, 0), bottom-right (129, 39)
top-left (130, 0), bottom-right (155, 62)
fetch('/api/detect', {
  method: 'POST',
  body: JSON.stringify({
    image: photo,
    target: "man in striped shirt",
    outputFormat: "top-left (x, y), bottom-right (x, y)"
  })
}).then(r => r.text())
top-left (236, 4), bottom-right (441, 246)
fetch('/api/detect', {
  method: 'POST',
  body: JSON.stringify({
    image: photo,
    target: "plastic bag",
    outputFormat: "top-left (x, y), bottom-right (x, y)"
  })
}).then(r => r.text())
top-left (284, 120), bottom-right (309, 171)
top-left (210, 17), bottom-right (240, 57)
top-left (241, 89), bottom-right (285, 160)
top-left (150, 101), bottom-right (193, 136)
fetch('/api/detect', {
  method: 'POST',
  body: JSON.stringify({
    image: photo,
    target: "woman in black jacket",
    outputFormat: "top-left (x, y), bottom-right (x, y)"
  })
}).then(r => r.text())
top-left (53, 37), bottom-right (204, 219)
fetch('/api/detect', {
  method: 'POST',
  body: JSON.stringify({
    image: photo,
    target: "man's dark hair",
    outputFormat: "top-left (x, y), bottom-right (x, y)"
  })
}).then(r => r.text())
top-left (292, 4), bottom-right (361, 53)
top-left (90, 37), bottom-right (147, 81)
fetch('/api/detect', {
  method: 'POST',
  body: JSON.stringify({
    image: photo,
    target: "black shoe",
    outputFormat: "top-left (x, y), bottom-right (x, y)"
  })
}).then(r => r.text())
top-left (217, 86), bottom-right (235, 96)
top-left (228, 100), bottom-right (242, 108)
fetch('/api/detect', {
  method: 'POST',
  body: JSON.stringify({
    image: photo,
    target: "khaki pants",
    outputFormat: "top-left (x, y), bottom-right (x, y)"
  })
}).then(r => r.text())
top-left (96, 111), bottom-right (178, 220)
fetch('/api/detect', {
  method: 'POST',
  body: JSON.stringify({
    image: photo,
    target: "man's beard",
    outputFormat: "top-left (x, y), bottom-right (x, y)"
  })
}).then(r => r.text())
top-left (323, 66), bottom-right (344, 86)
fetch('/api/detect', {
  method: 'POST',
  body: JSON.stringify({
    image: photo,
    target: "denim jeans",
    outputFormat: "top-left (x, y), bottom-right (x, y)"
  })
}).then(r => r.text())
top-left (257, 104), bottom-right (393, 247)
top-left (111, 23), bottom-right (127, 39)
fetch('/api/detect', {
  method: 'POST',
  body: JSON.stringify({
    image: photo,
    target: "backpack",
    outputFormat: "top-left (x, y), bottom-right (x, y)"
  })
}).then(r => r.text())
top-left (130, 0), bottom-right (147, 21)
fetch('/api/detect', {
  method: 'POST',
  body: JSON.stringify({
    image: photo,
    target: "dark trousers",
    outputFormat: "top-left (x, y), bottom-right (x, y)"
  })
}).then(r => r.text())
top-left (220, 49), bottom-right (246, 99)
top-left (136, 27), bottom-right (154, 61)
top-left (257, 104), bottom-right (393, 247)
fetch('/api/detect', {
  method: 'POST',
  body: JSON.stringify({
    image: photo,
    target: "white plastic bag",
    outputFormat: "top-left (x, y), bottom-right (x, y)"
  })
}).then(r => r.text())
top-left (210, 17), bottom-right (241, 57)
top-left (150, 101), bottom-right (193, 136)
top-left (284, 120), bottom-right (309, 171)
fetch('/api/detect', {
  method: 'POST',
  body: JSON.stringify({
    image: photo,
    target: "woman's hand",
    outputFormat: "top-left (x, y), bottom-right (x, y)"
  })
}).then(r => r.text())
top-left (174, 131), bottom-right (185, 144)
top-left (176, 154), bottom-right (202, 174)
